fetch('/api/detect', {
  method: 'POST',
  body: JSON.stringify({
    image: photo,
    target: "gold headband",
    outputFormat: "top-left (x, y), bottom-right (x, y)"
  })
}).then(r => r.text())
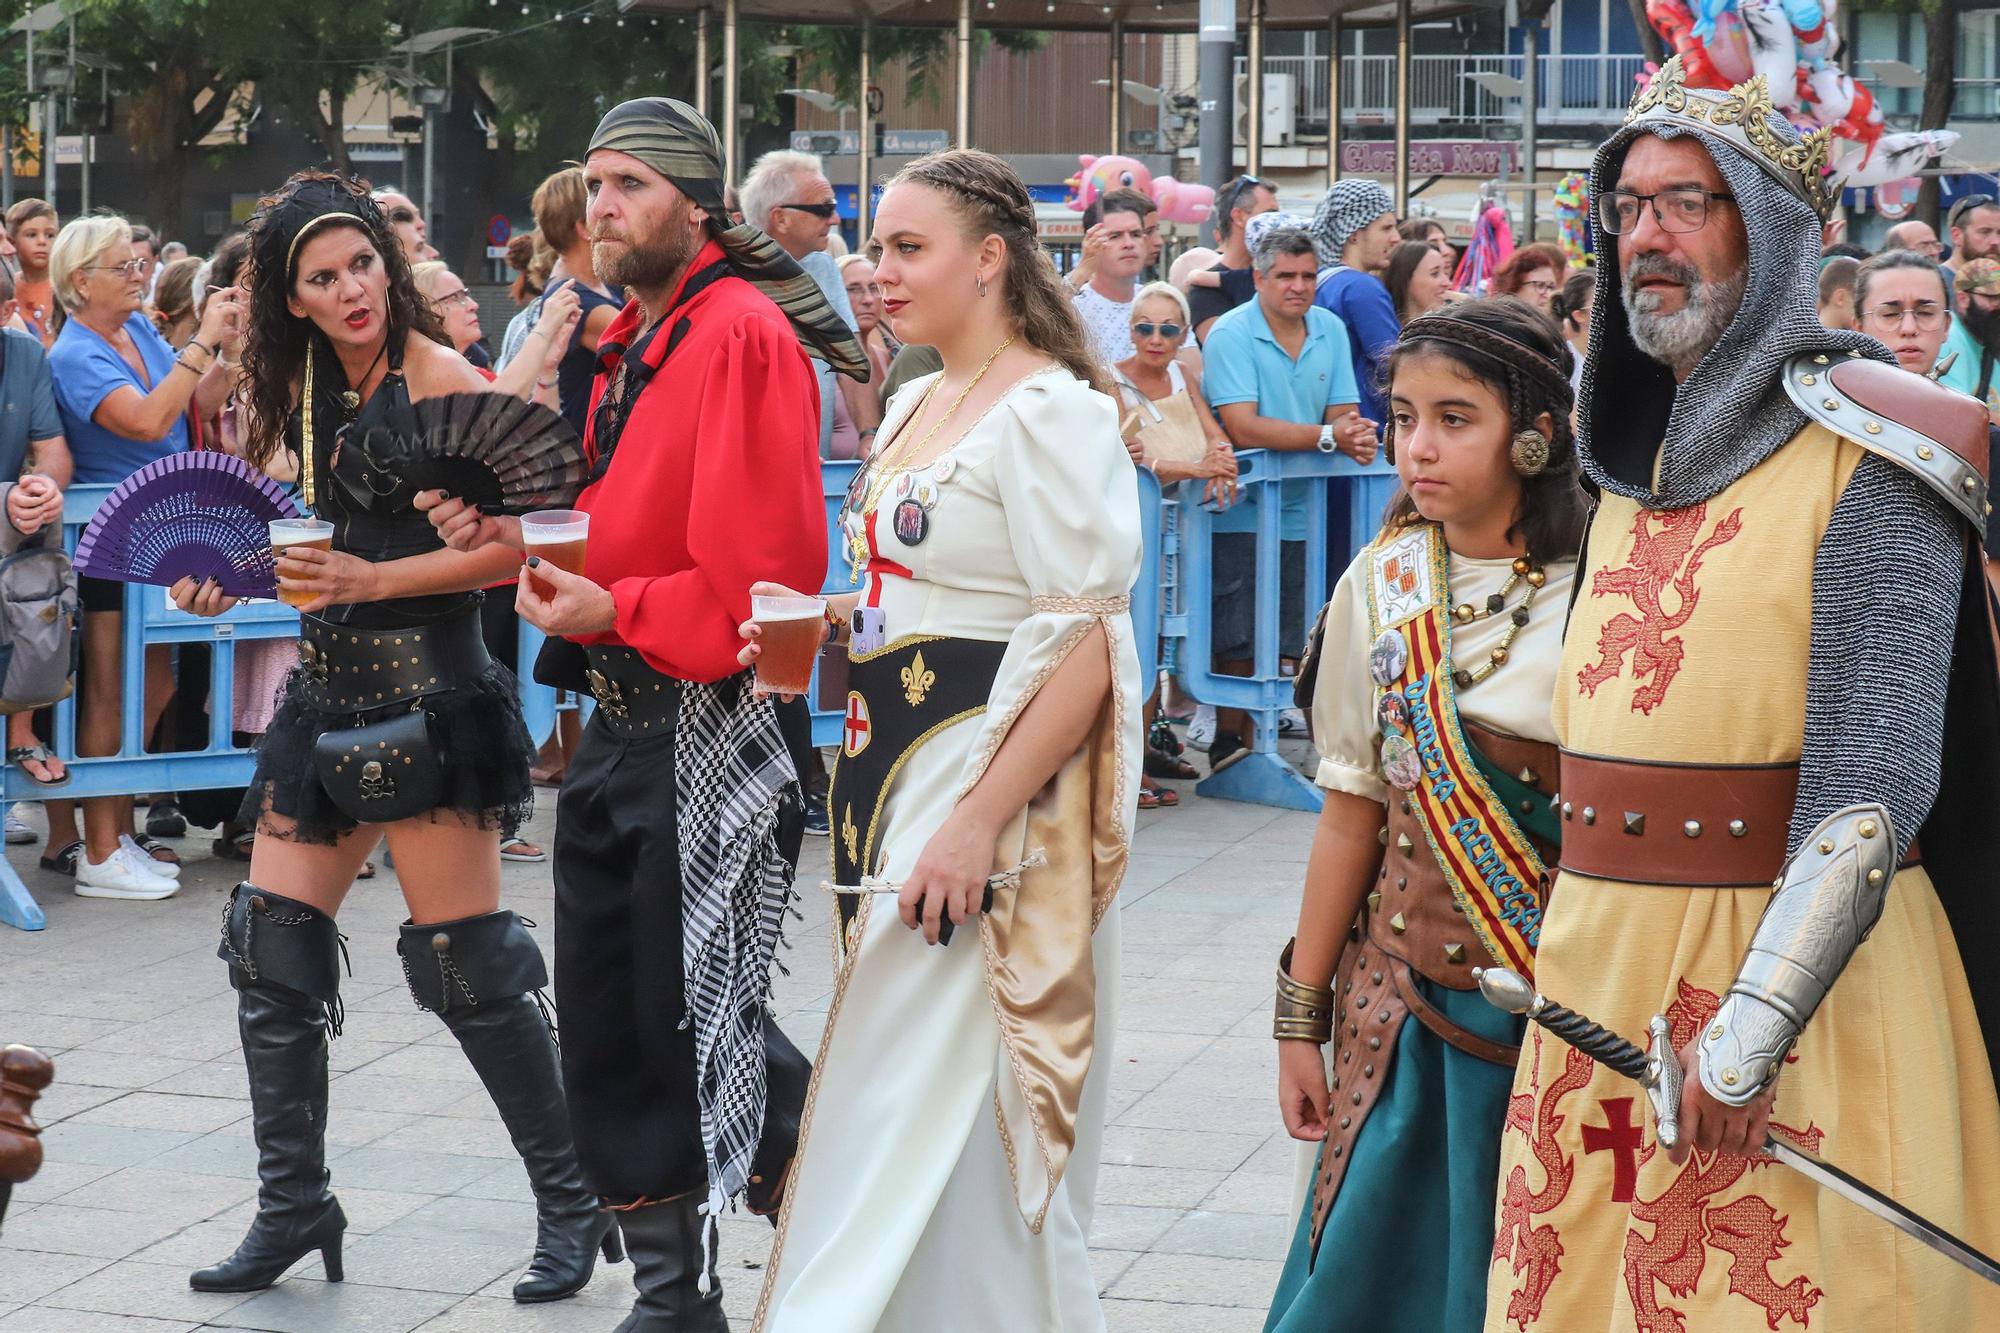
top-left (284, 210), bottom-right (367, 276)
top-left (1625, 56), bottom-right (1834, 217)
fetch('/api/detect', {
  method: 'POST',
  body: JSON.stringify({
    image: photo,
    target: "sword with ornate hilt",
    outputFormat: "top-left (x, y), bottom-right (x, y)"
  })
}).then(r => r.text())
top-left (822, 849), bottom-right (1046, 945)
top-left (1475, 966), bottom-right (2000, 1287)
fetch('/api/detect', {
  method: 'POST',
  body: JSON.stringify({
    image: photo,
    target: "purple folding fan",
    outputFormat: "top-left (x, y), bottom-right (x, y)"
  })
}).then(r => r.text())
top-left (73, 452), bottom-right (304, 599)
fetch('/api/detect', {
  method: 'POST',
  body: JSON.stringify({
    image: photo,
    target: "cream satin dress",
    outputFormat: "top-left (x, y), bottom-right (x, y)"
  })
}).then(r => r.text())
top-left (754, 367), bottom-right (1145, 1333)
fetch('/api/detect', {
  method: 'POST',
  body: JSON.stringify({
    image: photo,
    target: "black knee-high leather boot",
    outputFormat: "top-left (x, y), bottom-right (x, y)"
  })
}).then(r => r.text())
top-left (190, 884), bottom-right (346, 1293)
top-left (611, 1195), bottom-right (727, 1333)
top-left (398, 910), bottom-right (620, 1303)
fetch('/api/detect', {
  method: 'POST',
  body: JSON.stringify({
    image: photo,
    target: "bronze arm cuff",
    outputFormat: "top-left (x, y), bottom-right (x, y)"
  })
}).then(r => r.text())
top-left (1275, 939), bottom-right (1335, 1044)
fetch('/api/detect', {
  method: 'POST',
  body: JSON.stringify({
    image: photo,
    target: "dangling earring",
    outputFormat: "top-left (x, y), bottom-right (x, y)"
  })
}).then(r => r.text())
top-left (975, 273), bottom-right (988, 298)
top-left (1509, 430), bottom-right (1550, 477)
top-left (1382, 422), bottom-right (1396, 465)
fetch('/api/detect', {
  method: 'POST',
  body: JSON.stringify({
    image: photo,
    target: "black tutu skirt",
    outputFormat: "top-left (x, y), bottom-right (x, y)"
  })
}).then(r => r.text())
top-left (240, 661), bottom-right (537, 845)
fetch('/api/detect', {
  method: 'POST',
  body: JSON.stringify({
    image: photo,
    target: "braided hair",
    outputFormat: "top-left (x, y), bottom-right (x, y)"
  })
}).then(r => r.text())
top-left (884, 150), bottom-right (1112, 396)
top-left (1381, 295), bottom-right (1587, 567)
top-left (239, 171), bottom-right (445, 470)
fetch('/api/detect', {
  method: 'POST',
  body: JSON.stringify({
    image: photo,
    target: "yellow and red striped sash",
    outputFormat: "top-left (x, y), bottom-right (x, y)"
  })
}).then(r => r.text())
top-left (1365, 523), bottom-right (1547, 979)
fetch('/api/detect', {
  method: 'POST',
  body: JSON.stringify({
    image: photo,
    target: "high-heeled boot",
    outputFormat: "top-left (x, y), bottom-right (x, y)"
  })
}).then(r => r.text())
top-left (398, 910), bottom-right (620, 1303)
top-left (612, 1195), bottom-right (726, 1333)
top-left (191, 884), bottom-right (346, 1293)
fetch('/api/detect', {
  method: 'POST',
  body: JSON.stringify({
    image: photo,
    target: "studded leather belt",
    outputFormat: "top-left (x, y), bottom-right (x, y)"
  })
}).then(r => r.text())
top-left (299, 607), bottom-right (490, 715)
top-left (582, 645), bottom-right (682, 737)
top-left (1555, 752), bottom-right (1918, 887)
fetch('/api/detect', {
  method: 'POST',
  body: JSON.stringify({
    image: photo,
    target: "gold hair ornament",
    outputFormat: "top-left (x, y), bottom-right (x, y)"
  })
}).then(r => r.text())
top-left (1625, 55), bottom-right (1835, 218)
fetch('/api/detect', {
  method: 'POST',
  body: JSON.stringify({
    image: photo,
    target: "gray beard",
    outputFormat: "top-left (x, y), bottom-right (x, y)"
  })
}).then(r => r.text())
top-left (1623, 264), bottom-right (1748, 378)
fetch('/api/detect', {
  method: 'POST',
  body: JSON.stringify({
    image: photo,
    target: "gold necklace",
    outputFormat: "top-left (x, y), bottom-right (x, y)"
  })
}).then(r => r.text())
top-left (1453, 557), bottom-right (1545, 690)
top-left (843, 335), bottom-right (1014, 580)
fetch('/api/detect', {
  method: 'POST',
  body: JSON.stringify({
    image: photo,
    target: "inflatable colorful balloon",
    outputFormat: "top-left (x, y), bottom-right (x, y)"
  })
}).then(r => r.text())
top-left (1065, 154), bottom-right (1216, 224)
top-left (1641, 0), bottom-right (1955, 204)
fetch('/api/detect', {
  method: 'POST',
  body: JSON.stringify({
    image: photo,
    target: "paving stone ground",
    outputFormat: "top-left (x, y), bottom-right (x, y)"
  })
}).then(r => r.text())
top-left (0, 760), bottom-right (1320, 1332)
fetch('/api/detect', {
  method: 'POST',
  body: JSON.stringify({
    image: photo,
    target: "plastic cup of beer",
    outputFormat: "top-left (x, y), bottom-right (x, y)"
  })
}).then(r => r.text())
top-left (521, 509), bottom-right (589, 599)
top-left (268, 518), bottom-right (334, 607)
top-left (751, 594), bottom-right (827, 696)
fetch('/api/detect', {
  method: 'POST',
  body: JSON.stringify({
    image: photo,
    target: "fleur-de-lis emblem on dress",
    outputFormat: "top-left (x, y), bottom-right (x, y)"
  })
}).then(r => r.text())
top-left (841, 804), bottom-right (859, 866)
top-left (586, 669), bottom-right (629, 720)
top-left (901, 650), bottom-right (935, 707)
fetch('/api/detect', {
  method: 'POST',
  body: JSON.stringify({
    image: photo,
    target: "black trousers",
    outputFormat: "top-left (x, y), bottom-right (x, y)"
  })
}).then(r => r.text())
top-left (553, 695), bottom-right (812, 1202)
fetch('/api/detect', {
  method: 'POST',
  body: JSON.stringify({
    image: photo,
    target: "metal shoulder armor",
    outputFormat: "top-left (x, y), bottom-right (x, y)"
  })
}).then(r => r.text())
top-left (1698, 803), bottom-right (1897, 1107)
top-left (1781, 351), bottom-right (1991, 534)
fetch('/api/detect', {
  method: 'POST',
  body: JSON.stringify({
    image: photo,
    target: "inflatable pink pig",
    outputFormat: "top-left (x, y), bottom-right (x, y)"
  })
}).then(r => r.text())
top-left (1065, 154), bottom-right (1215, 224)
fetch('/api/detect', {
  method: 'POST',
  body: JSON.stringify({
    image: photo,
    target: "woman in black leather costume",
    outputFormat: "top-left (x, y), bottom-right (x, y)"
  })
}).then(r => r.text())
top-left (168, 173), bottom-right (619, 1301)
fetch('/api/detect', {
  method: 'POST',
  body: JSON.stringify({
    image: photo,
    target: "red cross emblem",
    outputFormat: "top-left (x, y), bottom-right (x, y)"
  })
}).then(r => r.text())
top-left (842, 691), bottom-right (871, 757)
top-left (1582, 1094), bottom-right (1645, 1202)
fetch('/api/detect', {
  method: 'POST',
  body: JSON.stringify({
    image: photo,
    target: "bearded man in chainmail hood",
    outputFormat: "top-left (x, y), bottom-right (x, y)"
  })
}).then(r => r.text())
top-left (1484, 57), bottom-right (2000, 1331)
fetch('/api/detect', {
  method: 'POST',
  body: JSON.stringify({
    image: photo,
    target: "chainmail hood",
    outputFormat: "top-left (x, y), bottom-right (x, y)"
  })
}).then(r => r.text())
top-left (1578, 118), bottom-right (1889, 507)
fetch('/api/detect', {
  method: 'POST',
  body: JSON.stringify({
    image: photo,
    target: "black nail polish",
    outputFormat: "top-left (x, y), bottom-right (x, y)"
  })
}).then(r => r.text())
top-left (526, 556), bottom-right (541, 568)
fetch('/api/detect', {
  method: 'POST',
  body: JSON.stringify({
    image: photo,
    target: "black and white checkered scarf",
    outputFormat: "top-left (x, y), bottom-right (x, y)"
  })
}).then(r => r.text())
top-left (674, 673), bottom-right (798, 1216)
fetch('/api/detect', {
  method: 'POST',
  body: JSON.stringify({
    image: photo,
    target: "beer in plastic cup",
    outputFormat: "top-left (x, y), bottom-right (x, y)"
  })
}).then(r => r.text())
top-left (268, 518), bottom-right (334, 608)
top-left (521, 509), bottom-right (589, 599)
top-left (751, 594), bottom-right (826, 696)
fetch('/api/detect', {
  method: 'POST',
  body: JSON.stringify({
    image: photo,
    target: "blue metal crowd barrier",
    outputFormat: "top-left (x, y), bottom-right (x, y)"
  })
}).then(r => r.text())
top-left (1167, 449), bottom-right (1397, 812)
top-left (0, 451), bottom-right (1308, 931)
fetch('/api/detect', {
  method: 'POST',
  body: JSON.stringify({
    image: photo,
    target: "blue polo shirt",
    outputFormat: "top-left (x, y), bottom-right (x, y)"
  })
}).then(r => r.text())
top-left (50, 312), bottom-right (187, 484)
top-left (1200, 298), bottom-right (1359, 539)
top-left (0, 329), bottom-right (62, 485)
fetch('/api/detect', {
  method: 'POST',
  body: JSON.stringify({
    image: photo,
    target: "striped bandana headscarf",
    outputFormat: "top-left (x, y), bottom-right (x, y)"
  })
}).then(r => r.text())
top-left (588, 96), bottom-right (869, 382)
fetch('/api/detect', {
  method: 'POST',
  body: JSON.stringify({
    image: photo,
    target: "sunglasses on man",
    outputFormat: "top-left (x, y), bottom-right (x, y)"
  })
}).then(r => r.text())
top-left (1949, 194), bottom-right (1996, 230)
top-left (779, 201), bottom-right (839, 219)
top-left (1218, 174), bottom-right (1274, 216)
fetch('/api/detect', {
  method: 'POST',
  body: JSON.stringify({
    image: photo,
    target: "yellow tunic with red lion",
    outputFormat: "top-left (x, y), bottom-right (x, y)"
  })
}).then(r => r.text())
top-left (1483, 422), bottom-right (2000, 1332)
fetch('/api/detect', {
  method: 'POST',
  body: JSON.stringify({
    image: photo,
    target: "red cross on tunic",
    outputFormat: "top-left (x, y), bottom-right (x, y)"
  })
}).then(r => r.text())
top-left (862, 508), bottom-right (912, 610)
top-left (1582, 1095), bottom-right (1645, 1202)
top-left (843, 692), bottom-right (872, 756)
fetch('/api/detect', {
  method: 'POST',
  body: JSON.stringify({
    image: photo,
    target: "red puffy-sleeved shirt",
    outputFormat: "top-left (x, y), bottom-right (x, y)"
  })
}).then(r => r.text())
top-left (571, 241), bottom-right (826, 683)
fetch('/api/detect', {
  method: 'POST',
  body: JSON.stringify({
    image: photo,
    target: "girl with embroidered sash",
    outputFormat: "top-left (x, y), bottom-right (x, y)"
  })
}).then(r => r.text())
top-left (1265, 299), bottom-right (1586, 1332)
top-left (734, 150), bottom-right (1143, 1333)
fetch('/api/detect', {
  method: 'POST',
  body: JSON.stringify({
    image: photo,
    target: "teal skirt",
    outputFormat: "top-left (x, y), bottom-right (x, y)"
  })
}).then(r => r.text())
top-left (1264, 976), bottom-right (1526, 1333)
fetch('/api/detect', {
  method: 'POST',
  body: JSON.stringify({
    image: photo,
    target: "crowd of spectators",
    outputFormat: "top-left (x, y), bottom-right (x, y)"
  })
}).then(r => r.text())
top-left (11, 167), bottom-right (1996, 860)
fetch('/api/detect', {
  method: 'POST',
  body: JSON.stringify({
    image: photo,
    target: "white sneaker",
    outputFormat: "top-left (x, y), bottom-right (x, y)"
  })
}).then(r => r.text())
top-left (4, 811), bottom-right (34, 845)
top-left (1279, 707), bottom-right (1307, 735)
top-left (1187, 705), bottom-right (1217, 750)
top-left (76, 849), bottom-right (179, 900)
top-left (119, 834), bottom-right (181, 879)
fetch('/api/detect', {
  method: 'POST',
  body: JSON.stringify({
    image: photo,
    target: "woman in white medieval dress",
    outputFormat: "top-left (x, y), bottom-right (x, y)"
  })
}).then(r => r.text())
top-left (736, 147), bottom-right (1143, 1333)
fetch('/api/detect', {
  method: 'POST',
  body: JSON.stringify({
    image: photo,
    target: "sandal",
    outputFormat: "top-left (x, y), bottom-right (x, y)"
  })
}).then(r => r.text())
top-left (1138, 780), bottom-right (1179, 810)
top-left (500, 836), bottom-right (547, 864)
top-left (7, 745), bottom-right (68, 787)
top-left (212, 830), bottom-right (254, 862)
top-left (356, 860), bottom-right (377, 880)
top-left (1144, 746), bottom-right (1199, 781)
top-left (39, 838), bottom-right (81, 874)
top-left (1147, 718), bottom-right (1185, 757)
top-left (135, 835), bottom-right (181, 867)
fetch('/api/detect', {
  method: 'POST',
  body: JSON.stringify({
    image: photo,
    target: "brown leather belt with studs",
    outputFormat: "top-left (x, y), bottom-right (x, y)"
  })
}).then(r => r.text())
top-left (1555, 751), bottom-right (1918, 887)
top-left (582, 645), bottom-right (682, 737)
top-left (299, 607), bottom-right (491, 715)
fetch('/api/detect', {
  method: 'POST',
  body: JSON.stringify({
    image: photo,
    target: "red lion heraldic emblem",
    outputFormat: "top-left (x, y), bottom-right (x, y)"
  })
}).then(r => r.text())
top-left (1492, 980), bottom-right (1824, 1332)
top-left (1576, 502), bottom-right (1744, 714)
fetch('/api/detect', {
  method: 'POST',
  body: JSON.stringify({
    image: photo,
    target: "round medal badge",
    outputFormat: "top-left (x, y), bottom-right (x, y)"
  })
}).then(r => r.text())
top-left (1376, 692), bottom-right (1409, 736)
top-left (933, 455), bottom-right (957, 484)
top-left (1380, 734), bottom-right (1422, 791)
top-left (892, 497), bottom-right (930, 546)
top-left (1369, 630), bottom-right (1409, 687)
